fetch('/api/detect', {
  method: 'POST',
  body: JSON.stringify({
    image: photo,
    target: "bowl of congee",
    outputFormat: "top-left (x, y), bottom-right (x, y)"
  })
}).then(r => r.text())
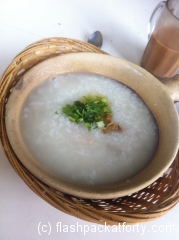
top-left (5, 52), bottom-right (179, 199)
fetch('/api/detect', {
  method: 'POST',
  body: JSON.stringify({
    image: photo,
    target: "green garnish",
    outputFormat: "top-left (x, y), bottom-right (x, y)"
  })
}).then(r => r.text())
top-left (62, 95), bottom-right (112, 131)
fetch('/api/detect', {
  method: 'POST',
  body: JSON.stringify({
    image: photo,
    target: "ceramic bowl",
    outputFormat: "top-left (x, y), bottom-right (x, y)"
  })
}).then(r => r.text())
top-left (5, 52), bottom-right (179, 199)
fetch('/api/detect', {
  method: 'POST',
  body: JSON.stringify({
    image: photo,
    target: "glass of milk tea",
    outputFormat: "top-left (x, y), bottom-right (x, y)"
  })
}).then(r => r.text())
top-left (141, 0), bottom-right (179, 79)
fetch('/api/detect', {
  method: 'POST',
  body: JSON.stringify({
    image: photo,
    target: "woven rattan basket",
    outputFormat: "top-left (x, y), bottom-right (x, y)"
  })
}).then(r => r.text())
top-left (1, 37), bottom-right (179, 225)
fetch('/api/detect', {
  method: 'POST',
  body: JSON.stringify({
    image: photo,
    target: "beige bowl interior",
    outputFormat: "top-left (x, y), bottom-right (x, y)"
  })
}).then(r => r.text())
top-left (5, 52), bottom-right (179, 199)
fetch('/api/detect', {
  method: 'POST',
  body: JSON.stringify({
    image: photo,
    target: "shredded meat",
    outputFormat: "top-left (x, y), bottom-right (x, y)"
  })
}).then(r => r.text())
top-left (103, 114), bottom-right (122, 134)
top-left (104, 113), bottom-right (113, 124)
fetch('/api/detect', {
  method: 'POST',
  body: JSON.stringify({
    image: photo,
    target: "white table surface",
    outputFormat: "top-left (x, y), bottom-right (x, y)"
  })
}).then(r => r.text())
top-left (1, 0), bottom-right (179, 239)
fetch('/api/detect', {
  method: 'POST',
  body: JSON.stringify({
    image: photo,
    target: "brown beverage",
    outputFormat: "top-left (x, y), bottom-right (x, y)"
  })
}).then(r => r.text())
top-left (142, 29), bottom-right (179, 78)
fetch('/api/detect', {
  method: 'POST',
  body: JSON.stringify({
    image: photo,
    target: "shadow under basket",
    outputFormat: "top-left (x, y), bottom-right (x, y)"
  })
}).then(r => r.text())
top-left (0, 37), bottom-right (179, 225)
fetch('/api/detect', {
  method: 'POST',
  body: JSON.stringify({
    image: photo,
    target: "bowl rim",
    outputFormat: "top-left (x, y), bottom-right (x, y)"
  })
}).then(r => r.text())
top-left (5, 52), bottom-right (179, 199)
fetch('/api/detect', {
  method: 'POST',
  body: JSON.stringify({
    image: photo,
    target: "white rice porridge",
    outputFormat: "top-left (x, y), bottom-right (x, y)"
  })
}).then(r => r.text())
top-left (20, 73), bottom-right (158, 186)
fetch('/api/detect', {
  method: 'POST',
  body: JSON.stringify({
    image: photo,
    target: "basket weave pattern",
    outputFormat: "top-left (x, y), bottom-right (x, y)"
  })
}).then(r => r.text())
top-left (0, 38), bottom-right (179, 225)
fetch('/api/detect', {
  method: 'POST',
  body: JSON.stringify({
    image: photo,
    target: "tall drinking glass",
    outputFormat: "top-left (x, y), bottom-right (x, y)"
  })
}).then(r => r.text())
top-left (142, 0), bottom-right (179, 78)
